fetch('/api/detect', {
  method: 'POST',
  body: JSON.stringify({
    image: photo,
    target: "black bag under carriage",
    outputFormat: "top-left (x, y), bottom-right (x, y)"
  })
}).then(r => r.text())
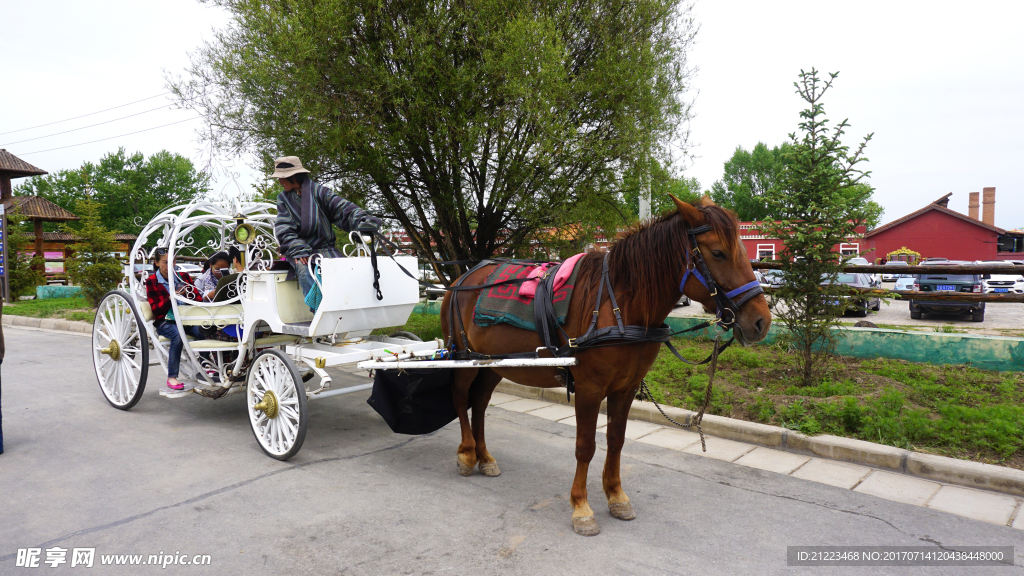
top-left (367, 368), bottom-right (458, 435)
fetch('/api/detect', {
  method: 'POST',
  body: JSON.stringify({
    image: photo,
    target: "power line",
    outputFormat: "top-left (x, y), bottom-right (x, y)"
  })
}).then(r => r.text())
top-left (16, 117), bottom-right (202, 156)
top-left (0, 105), bottom-right (176, 147)
top-left (0, 92), bottom-right (171, 137)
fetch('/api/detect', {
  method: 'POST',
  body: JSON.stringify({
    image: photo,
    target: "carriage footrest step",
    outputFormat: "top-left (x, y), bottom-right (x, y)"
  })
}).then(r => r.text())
top-left (357, 358), bottom-right (578, 370)
top-left (158, 384), bottom-right (196, 399)
top-left (156, 335), bottom-right (300, 351)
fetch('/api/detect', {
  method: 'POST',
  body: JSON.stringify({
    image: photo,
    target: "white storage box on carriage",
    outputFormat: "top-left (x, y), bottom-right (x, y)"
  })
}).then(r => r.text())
top-left (243, 255), bottom-right (420, 338)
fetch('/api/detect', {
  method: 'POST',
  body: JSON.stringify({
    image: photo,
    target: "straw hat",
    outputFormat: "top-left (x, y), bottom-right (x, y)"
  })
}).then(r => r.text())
top-left (270, 156), bottom-right (311, 179)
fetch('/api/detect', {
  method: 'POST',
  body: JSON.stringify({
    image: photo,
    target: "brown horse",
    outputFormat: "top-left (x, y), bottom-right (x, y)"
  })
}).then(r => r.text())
top-left (439, 196), bottom-right (772, 535)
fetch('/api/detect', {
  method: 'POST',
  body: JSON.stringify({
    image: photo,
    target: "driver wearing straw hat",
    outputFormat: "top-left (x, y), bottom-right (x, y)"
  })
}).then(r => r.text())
top-left (272, 156), bottom-right (381, 300)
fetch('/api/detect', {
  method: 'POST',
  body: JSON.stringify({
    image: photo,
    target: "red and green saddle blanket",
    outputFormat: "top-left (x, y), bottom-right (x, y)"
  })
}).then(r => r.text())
top-left (473, 255), bottom-right (584, 331)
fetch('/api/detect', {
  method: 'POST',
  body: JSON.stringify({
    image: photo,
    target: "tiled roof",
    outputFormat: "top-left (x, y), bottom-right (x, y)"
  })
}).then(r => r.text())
top-left (8, 196), bottom-right (79, 221)
top-left (865, 197), bottom-right (1004, 238)
top-left (0, 149), bottom-right (47, 177)
top-left (43, 232), bottom-right (137, 242)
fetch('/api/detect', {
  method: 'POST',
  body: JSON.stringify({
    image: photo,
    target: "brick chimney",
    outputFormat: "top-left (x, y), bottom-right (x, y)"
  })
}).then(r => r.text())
top-left (968, 192), bottom-right (980, 220)
top-left (982, 187), bottom-right (995, 226)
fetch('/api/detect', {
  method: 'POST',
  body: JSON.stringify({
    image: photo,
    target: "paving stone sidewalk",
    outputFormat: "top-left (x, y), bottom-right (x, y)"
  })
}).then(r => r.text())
top-left (488, 391), bottom-right (1024, 531)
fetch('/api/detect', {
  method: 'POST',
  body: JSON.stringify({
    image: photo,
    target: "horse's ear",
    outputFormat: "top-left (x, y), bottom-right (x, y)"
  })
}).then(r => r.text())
top-left (700, 195), bottom-right (716, 207)
top-left (670, 194), bottom-right (704, 227)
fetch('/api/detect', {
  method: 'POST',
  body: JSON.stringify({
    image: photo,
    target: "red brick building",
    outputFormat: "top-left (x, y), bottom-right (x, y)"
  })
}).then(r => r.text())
top-left (863, 189), bottom-right (1024, 263)
top-left (737, 222), bottom-right (866, 261)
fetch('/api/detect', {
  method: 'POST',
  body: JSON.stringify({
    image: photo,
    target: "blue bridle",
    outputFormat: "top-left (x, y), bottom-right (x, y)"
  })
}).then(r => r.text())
top-left (678, 224), bottom-right (764, 327)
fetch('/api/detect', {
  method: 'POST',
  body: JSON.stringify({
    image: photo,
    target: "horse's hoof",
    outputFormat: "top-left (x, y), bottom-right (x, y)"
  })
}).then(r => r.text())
top-left (572, 515), bottom-right (601, 536)
top-left (479, 461), bottom-right (501, 477)
top-left (609, 501), bottom-right (636, 521)
top-left (457, 459), bottom-right (474, 477)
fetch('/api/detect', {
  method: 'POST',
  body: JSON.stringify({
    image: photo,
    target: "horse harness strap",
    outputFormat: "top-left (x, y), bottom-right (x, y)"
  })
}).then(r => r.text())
top-left (440, 223), bottom-right (761, 448)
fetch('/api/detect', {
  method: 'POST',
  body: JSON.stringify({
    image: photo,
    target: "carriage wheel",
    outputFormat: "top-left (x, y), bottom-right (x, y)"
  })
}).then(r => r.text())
top-left (247, 348), bottom-right (308, 460)
top-left (92, 290), bottom-right (150, 410)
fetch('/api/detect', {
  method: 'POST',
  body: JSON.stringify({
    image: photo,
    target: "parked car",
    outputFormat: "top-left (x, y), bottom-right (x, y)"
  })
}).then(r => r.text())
top-left (176, 263), bottom-right (202, 274)
top-left (881, 260), bottom-right (910, 281)
top-left (845, 256), bottom-right (881, 284)
top-left (425, 285), bottom-right (447, 301)
top-left (760, 269), bottom-right (786, 288)
top-left (974, 260), bottom-right (1024, 294)
top-left (894, 275), bottom-right (916, 291)
top-left (821, 272), bottom-right (880, 317)
top-left (909, 262), bottom-right (985, 321)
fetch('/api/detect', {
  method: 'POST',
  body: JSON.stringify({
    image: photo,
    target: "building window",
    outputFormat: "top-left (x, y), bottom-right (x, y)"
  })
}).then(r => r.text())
top-left (756, 244), bottom-right (775, 261)
top-left (840, 243), bottom-right (859, 256)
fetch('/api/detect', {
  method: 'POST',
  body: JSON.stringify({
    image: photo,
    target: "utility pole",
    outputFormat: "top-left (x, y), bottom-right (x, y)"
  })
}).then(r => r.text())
top-left (639, 159), bottom-right (651, 221)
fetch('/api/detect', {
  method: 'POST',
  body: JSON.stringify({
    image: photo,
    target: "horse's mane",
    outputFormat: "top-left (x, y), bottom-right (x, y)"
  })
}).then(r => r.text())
top-left (571, 203), bottom-right (739, 328)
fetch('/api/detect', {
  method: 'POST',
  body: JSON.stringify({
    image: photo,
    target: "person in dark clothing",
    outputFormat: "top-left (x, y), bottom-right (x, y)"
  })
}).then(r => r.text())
top-left (271, 156), bottom-right (381, 298)
top-left (1, 299), bottom-right (5, 454)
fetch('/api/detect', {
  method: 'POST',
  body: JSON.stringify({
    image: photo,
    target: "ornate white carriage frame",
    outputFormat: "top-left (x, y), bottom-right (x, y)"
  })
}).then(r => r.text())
top-left (91, 198), bottom-right (442, 460)
top-left (91, 197), bottom-right (577, 460)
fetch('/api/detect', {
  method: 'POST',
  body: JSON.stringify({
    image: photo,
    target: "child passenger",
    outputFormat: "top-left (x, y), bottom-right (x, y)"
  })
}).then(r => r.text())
top-left (194, 251), bottom-right (232, 302)
top-left (146, 248), bottom-right (203, 390)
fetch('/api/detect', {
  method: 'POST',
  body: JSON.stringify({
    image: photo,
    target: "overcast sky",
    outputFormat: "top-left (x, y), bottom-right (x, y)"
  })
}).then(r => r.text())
top-left (2, 0), bottom-right (1021, 229)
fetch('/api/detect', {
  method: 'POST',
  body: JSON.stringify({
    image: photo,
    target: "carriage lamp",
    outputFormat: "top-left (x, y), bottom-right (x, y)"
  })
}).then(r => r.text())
top-left (233, 215), bottom-right (256, 245)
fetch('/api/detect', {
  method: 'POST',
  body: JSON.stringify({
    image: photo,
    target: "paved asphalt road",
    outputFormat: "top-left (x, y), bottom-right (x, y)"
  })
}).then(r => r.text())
top-left (1, 326), bottom-right (1021, 575)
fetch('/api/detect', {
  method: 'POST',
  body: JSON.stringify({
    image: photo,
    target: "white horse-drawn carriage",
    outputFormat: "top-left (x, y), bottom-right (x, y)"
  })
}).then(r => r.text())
top-left (90, 199), bottom-right (445, 460)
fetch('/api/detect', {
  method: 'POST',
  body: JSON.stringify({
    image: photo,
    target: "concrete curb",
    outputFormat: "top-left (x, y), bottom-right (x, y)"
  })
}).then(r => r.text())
top-left (494, 379), bottom-right (1024, 498)
top-left (1, 314), bottom-right (93, 334)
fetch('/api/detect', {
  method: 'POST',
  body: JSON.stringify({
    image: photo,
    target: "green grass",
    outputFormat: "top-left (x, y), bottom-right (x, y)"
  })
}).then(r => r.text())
top-left (371, 312), bottom-right (445, 342)
top-left (644, 339), bottom-right (1024, 466)
top-left (3, 296), bottom-right (95, 322)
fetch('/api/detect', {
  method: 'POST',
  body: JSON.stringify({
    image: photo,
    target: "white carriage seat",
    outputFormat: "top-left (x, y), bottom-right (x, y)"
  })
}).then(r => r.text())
top-left (175, 304), bottom-right (244, 328)
top-left (137, 299), bottom-right (154, 323)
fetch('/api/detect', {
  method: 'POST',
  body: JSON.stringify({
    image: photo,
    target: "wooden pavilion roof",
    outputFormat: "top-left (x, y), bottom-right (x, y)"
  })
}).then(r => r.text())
top-left (0, 149), bottom-right (47, 178)
top-left (8, 196), bottom-right (79, 221)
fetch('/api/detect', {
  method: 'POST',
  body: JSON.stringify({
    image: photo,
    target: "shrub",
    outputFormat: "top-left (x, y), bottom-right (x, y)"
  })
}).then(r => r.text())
top-left (63, 200), bottom-right (124, 307)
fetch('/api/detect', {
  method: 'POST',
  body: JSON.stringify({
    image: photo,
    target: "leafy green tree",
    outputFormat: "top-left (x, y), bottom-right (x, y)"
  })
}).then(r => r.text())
top-left (710, 142), bottom-right (790, 221)
top-left (171, 0), bottom-right (696, 284)
top-left (765, 69), bottom-right (875, 387)
top-left (710, 142), bottom-right (883, 228)
top-left (621, 159), bottom-right (703, 220)
top-left (63, 200), bottom-right (124, 307)
top-left (5, 208), bottom-right (46, 298)
top-left (15, 148), bottom-right (210, 236)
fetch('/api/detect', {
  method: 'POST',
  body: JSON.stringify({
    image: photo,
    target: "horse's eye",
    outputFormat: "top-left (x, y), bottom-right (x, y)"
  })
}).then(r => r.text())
top-left (711, 250), bottom-right (726, 260)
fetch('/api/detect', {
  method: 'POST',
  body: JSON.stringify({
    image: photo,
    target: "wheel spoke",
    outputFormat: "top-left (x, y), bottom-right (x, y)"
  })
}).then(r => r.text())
top-left (279, 405), bottom-right (299, 422)
top-left (118, 361), bottom-right (136, 397)
top-left (100, 306), bottom-right (116, 337)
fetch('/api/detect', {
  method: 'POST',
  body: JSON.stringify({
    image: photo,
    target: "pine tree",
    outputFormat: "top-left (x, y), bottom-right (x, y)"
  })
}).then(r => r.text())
top-left (765, 69), bottom-right (875, 387)
top-left (64, 200), bottom-right (124, 306)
